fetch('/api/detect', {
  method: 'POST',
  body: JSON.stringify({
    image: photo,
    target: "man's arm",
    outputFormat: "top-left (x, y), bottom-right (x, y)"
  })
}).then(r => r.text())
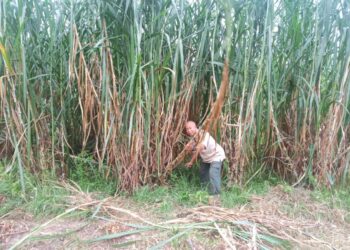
top-left (184, 140), bottom-right (195, 153)
top-left (185, 143), bottom-right (205, 168)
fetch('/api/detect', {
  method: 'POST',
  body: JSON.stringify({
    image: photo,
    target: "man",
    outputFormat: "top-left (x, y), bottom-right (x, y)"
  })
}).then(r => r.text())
top-left (184, 121), bottom-right (225, 196)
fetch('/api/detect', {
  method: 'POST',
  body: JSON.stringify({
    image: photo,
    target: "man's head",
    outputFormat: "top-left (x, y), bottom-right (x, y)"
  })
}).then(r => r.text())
top-left (185, 121), bottom-right (198, 137)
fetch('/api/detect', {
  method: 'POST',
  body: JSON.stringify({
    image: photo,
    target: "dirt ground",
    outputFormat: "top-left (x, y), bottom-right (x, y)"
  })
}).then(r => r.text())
top-left (1, 186), bottom-right (350, 250)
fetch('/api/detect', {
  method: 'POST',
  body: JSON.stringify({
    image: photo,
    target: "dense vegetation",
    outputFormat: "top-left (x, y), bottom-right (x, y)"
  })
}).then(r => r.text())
top-left (0, 0), bottom-right (349, 193)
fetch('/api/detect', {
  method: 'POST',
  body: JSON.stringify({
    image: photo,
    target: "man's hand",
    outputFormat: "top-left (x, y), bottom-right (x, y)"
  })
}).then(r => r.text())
top-left (185, 162), bottom-right (193, 168)
top-left (184, 141), bottom-right (195, 153)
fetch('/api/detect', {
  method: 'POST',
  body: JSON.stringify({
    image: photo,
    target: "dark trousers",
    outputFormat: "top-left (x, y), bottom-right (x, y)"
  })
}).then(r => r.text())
top-left (199, 161), bottom-right (222, 195)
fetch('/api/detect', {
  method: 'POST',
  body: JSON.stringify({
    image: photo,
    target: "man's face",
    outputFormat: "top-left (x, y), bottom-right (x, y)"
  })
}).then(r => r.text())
top-left (185, 122), bottom-right (197, 137)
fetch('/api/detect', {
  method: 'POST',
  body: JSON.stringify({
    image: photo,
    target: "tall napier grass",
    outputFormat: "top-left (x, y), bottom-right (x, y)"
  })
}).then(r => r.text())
top-left (0, 0), bottom-right (349, 192)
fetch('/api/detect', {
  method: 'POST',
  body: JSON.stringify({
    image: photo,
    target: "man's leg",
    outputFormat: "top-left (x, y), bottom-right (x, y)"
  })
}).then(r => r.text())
top-left (209, 161), bottom-right (222, 195)
top-left (199, 162), bottom-right (210, 189)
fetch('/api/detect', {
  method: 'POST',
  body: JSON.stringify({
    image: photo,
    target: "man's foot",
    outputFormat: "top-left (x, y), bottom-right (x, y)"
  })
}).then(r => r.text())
top-left (208, 195), bottom-right (221, 206)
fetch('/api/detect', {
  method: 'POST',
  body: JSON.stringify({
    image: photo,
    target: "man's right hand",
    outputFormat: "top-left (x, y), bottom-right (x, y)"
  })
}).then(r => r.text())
top-left (184, 142), bottom-right (195, 153)
top-left (185, 162), bottom-right (193, 168)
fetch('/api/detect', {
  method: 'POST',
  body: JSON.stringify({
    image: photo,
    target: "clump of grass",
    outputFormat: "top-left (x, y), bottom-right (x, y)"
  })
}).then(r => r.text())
top-left (0, 152), bottom-right (118, 218)
top-left (24, 180), bottom-right (69, 216)
top-left (132, 185), bottom-right (169, 204)
top-left (69, 152), bottom-right (117, 195)
top-left (169, 169), bottom-right (208, 206)
top-left (0, 162), bottom-right (69, 217)
top-left (132, 185), bottom-right (176, 217)
top-left (220, 186), bottom-right (249, 208)
top-left (0, 161), bottom-right (25, 216)
top-left (311, 188), bottom-right (350, 211)
top-left (221, 178), bottom-right (279, 208)
top-left (133, 166), bottom-right (209, 211)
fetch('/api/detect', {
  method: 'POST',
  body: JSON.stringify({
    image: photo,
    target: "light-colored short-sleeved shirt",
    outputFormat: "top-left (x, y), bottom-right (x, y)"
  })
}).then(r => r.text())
top-left (198, 131), bottom-right (226, 163)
